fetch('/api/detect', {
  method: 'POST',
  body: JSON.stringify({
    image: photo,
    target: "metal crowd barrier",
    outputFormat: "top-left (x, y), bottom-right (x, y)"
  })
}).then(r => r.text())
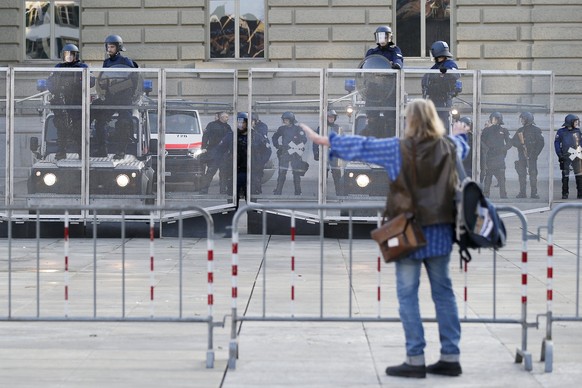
top-left (0, 204), bottom-right (220, 368)
top-left (227, 203), bottom-right (532, 371)
top-left (538, 203), bottom-right (582, 373)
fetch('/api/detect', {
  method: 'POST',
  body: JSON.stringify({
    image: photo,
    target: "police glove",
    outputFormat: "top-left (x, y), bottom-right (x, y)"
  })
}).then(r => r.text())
top-left (559, 156), bottom-right (565, 170)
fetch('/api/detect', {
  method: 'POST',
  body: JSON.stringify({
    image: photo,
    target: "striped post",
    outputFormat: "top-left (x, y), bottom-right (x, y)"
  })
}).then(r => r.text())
top-left (547, 237), bottom-right (553, 321)
top-left (521, 242), bottom-right (528, 306)
top-left (207, 238), bottom-right (214, 317)
top-left (231, 231), bottom-right (239, 309)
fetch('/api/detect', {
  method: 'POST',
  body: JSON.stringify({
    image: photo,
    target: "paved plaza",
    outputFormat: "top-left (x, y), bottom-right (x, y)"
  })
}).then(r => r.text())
top-left (1, 209), bottom-right (581, 387)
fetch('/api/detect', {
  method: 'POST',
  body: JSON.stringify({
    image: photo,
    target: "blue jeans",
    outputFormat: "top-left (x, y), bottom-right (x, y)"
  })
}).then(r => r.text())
top-left (395, 254), bottom-right (461, 361)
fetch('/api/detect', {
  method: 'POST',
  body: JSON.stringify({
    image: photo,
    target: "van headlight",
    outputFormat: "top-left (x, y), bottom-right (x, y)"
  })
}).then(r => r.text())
top-left (116, 174), bottom-right (131, 187)
top-left (355, 174), bottom-right (370, 188)
top-left (43, 173), bottom-right (57, 186)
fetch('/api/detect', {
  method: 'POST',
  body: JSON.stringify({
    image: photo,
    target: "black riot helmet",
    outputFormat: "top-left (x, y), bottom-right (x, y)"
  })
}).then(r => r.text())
top-left (519, 112), bottom-right (535, 125)
top-left (281, 111), bottom-right (296, 124)
top-left (563, 114), bottom-right (580, 128)
top-left (374, 25), bottom-right (392, 46)
top-left (430, 41), bottom-right (452, 59)
top-left (327, 110), bottom-right (338, 121)
top-left (61, 43), bottom-right (79, 62)
top-left (104, 34), bottom-right (126, 52)
top-left (237, 112), bottom-right (248, 131)
top-left (458, 116), bottom-right (473, 130)
top-left (489, 112), bottom-right (504, 125)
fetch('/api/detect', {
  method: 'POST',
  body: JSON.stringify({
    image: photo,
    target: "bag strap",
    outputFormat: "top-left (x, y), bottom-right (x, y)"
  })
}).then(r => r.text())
top-left (449, 137), bottom-right (473, 264)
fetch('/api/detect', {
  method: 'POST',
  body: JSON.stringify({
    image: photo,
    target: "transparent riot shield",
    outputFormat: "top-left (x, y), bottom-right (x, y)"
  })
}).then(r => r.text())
top-left (161, 69), bottom-right (236, 211)
top-left (0, 68), bottom-right (6, 205)
top-left (478, 71), bottom-right (553, 211)
top-left (247, 68), bottom-right (324, 217)
top-left (324, 67), bottom-right (400, 218)
top-left (86, 67), bottom-right (157, 213)
top-left (11, 67), bottom-right (89, 212)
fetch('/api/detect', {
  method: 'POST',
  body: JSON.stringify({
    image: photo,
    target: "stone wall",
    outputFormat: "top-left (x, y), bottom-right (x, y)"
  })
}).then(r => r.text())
top-left (0, 0), bottom-right (580, 116)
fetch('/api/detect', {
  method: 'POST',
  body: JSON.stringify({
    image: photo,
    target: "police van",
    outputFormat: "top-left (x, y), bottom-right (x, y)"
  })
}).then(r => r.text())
top-left (147, 100), bottom-right (204, 190)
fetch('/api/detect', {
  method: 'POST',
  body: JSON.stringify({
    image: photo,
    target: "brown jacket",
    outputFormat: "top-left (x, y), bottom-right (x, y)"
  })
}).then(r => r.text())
top-left (386, 137), bottom-right (457, 226)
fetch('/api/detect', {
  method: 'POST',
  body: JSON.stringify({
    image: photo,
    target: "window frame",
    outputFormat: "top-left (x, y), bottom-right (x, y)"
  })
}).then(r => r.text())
top-left (207, 0), bottom-right (266, 60)
top-left (394, 0), bottom-right (453, 59)
top-left (23, 0), bottom-right (81, 61)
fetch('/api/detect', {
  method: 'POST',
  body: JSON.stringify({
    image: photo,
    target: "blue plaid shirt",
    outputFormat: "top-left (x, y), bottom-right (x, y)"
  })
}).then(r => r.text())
top-left (329, 132), bottom-right (469, 260)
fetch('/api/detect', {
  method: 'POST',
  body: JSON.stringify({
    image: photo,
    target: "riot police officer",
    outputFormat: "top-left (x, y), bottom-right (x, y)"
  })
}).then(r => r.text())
top-left (313, 110), bottom-right (343, 196)
top-left (512, 112), bottom-right (545, 199)
top-left (481, 112), bottom-right (512, 198)
top-left (272, 112), bottom-right (308, 195)
top-left (249, 114), bottom-right (272, 194)
top-left (365, 26), bottom-right (404, 69)
top-left (421, 41), bottom-right (461, 129)
top-left (554, 114), bottom-right (582, 199)
top-left (199, 112), bottom-right (234, 194)
top-left (361, 26), bottom-right (403, 138)
top-left (47, 44), bottom-right (89, 160)
top-left (92, 34), bottom-right (139, 158)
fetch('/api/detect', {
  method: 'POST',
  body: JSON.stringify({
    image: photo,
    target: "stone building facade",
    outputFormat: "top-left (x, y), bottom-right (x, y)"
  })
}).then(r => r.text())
top-left (1, 0), bottom-right (581, 116)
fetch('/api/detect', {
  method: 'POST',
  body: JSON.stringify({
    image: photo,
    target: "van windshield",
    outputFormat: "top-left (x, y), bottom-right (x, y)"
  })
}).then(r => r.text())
top-left (149, 111), bottom-right (201, 135)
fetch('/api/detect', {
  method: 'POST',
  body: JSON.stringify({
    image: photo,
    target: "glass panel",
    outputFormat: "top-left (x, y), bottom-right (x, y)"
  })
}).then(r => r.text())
top-left (25, 1), bottom-right (51, 59)
top-left (13, 68), bottom-right (86, 208)
top-left (478, 72), bottom-right (553, 210)
top-left (161, 69), bottom-right (236, 210)
top-left (210, 0), bottom-right (236, 58)
top-left (426, 0), bottom-right (451, 57)
top-left (325, 68), bottom-right (399, 215)
top-left (396, 0), bottom-right (421, 57)
top-left (240, 2), bottom-right (265, 58)
top-left (248, 69), bottom-right (323, 216)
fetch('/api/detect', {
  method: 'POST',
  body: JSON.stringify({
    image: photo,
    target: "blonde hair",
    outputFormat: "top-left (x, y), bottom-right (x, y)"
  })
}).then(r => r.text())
top-left (403, 99), bottom-right (446, 140)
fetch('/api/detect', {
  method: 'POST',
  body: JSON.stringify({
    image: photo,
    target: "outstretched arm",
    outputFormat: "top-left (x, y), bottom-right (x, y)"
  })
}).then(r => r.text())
top-left (298, 123), bottom-right (330, 146)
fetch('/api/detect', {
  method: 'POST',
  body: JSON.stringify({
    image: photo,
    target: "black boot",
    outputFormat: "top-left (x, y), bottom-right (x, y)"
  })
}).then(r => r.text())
top-left (562, 176), bottom-right (569, 199)
top-left (516, 174), bottom-right (527, 198)
top-left (576, 176), bottom-right (582, 199)
top-left (293, 174), bottom-right (301, 195)
top-left (273, 173), bottom-right (285, 195)
top-left (530, 174), bottom-right (539, 199)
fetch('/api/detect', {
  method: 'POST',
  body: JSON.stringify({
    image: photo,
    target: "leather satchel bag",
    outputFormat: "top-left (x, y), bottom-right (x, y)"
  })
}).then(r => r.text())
top-left (371, 212), bottom-right (427, 263)
top-left (371, 141), bottom-right (426, 263)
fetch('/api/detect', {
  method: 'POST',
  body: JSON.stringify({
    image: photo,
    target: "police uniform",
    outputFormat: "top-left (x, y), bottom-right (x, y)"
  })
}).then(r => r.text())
top-left (512, 122), bottom-right (545, 198)
top-left (365, 44), bottom-right (404, 69)
top-left (421, 58), bottom-right (460, 129)
top-left (272, 123), bottom-right (308, 195)
top-left (554, 124), bottom-right (582, 199)
top-left (481, 123), bottom-right (512, 198)
top-left (199, 117), bottom-right (234, 194)
top-left (47, 59), bottom-right (89, 159)
top-left (250, 127), bottom-right (272, 195)
top-left (92, 52), bottom-right (139, 158)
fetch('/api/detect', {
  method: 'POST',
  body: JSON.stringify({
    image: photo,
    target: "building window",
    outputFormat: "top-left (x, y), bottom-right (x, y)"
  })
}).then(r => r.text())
top-left (25, 1), bottom-right (80, 60)
top-left (396, 0), bottom-right (451, 58)
top-left (209, 0), bottom-right (265, 59)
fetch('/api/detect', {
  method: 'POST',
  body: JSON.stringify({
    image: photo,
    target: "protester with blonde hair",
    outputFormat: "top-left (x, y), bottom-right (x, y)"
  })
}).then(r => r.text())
top-left (300, 99), bottom-right (469, 379)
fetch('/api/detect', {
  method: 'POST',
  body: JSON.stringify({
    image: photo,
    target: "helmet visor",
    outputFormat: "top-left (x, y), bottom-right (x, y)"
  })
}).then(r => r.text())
top-left (62, 51), bottom-right (76, 62)
top-left (375, 31), bottom-right (389, 45)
